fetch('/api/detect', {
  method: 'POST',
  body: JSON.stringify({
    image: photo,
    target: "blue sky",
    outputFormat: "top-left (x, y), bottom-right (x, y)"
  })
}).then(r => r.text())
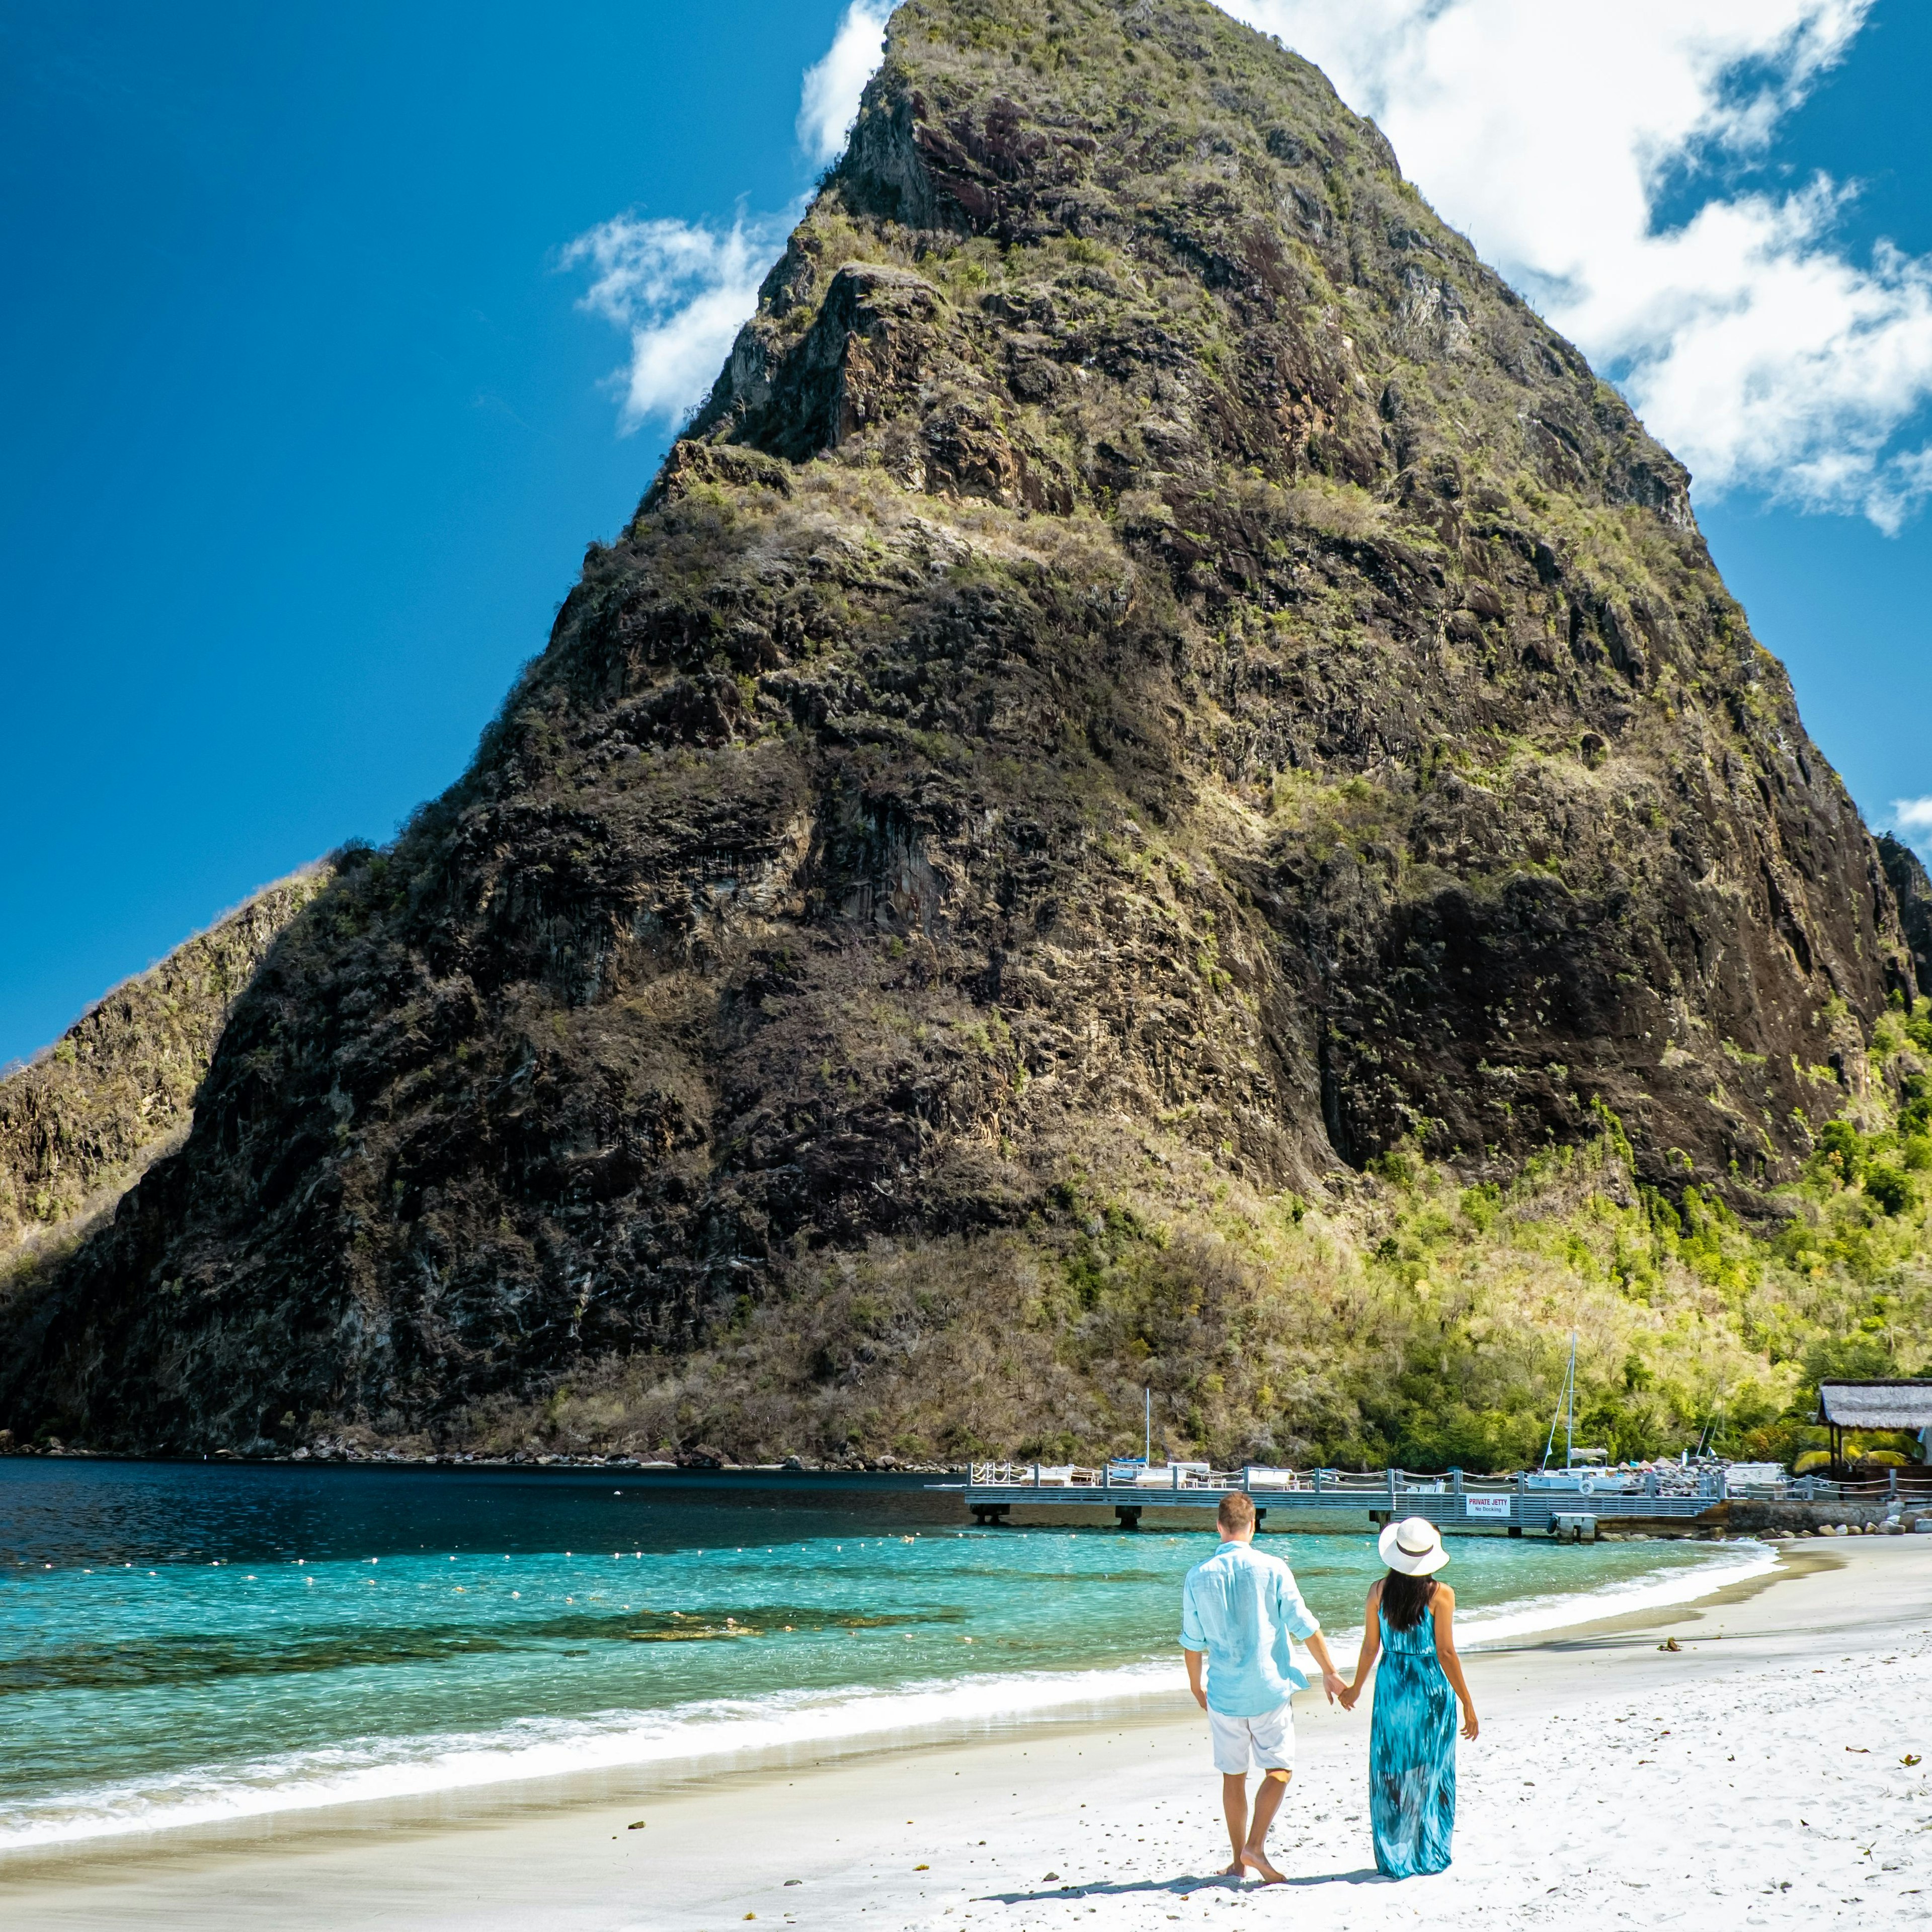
top-left (3, 1), bottom-right (1930, 1071)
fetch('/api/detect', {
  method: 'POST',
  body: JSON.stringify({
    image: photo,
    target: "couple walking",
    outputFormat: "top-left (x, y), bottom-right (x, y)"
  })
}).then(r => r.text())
top-left (1179, 1493), bottom-right (1478, 1881)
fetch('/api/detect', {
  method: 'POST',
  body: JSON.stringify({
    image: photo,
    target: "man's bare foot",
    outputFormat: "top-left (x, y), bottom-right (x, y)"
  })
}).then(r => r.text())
top-left (1240, 1847), bottom-right (1287, 1884)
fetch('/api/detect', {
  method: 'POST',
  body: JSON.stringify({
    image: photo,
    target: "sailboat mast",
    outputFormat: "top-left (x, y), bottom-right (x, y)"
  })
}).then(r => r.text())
top-left (1566, 1331), bottom-right (1576, 1469)
top-left (1541, 1331), bottom-right (1579, 1473)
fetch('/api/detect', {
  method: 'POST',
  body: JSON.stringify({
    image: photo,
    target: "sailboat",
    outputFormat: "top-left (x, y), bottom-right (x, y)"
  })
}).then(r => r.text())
top-left (1522, 1333), bottom-right (1644, 1495)
top-left (1524, 1333), bottom-right (1597, 1492)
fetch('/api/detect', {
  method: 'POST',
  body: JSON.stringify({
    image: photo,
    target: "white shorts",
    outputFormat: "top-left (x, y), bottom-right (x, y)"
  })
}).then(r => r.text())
top-left (1208, 1705), bottom-right (1295, 1775)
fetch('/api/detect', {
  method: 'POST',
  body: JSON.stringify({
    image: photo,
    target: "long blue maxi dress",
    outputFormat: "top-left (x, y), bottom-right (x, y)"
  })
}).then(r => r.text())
top-left (1368, 1603), bottom-right (1457, 1877)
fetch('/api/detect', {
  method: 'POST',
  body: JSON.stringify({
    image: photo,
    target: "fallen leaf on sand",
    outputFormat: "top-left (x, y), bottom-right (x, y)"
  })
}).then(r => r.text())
top-left (1903, 1754), bottom-right (1923, 1767)
top-left (1846, 1747), bottom-right (1870, 1754)
top-left (1658, 1638), bottom-right (1681, 1652)
top-left (915, 1864), bottom-right (930, 1871)
top-left (627, 1820), bottom-right (646, 1829)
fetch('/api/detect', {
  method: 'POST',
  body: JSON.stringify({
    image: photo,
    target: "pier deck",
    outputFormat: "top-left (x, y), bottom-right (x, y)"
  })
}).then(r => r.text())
top-left (939, 1463), bottom-right (1729, 1534)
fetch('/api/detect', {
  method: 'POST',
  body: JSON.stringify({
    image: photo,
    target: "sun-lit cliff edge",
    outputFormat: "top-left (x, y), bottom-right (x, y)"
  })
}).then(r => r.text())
top-left (0, 868), bottom-right (332, 1272)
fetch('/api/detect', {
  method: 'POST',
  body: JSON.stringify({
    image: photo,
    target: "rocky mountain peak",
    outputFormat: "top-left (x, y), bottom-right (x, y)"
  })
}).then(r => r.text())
top-left (0, 0), bottom-right (1918, 1461)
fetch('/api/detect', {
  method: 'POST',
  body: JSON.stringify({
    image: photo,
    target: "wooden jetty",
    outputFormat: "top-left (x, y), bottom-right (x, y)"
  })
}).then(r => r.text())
top-left (939, 1462), bottom-right (1732, 1536)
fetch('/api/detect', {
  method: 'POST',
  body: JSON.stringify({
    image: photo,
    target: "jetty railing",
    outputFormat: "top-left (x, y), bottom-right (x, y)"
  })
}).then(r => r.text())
top-left (967, 1461), bottom-right (1721, 1498)
top-left (964, 1462), bottom-right (1932, 1501)
top-left (1772, 1471), bottom-right (1932, 1503)
top-left (950, 1461), bottom-right (1932, 1530)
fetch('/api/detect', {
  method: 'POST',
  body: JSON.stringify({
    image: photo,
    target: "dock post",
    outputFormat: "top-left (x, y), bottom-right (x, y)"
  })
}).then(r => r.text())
top-left (1387, 1467), bottom-right (1399, 1512)
top-left (1114, 1505), bottom-right (1142, 1532)
top-left (1451, 1467), bottom-right (1464, 1497)
top-left (1313, 1469), bottom-right (1323, 1498)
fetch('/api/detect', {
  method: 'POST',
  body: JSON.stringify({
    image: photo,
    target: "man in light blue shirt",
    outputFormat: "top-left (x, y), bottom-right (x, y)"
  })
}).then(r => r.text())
top-left (1180, 1490), bottom-right (1346, 1882)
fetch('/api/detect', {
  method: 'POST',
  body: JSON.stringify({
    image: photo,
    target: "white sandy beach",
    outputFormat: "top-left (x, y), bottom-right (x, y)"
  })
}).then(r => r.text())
top-left (4, 1538), bottom-right (1929, 1930)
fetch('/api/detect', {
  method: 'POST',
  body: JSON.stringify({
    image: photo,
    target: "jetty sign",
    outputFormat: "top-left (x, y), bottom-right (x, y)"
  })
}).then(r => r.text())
top-left (1465, 1494), bottom-right (1512, 1520)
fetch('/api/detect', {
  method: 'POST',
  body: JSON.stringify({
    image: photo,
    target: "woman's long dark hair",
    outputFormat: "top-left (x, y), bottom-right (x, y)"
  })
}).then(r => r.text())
top-left (1381, 1570), bottom-right (1438, 1633)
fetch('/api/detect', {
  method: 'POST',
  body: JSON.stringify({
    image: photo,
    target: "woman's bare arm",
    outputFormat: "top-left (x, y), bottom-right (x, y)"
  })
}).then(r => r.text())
top-left (1339, 1580), bottom-right (1382, 1711)
top-left (1431, 1585), bottom-right (1479, 1739)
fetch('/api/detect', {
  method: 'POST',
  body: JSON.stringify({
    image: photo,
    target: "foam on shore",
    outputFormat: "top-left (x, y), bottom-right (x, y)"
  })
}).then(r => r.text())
top-left (1448, 1535), bottom-right (1777, 1648)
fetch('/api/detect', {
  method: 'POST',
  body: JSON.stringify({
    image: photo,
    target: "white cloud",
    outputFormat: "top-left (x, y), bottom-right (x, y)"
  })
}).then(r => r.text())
top-left (561, 212), bottom-right (788, 431)
top-left (568, 6), bottom-right (894, 434)
top-left (1893, 798), bottom-right (1932, 857)
top-left (799, 2), bottom-right (895, 168)
top-left (1220, 1), bottom-right (1932, 530)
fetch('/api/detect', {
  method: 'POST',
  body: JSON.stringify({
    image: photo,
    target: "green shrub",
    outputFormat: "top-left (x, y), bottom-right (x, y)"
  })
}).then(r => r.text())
top-left (1815, 1118), bottom-right (1864, 1184)
top-left (1864, 1164), bottom-right (1912, 1216)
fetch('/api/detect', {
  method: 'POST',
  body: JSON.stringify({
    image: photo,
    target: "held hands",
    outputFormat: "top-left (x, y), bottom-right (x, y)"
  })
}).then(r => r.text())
top-left (1321, 1670), bottom-right (1349, 1708)
top-left (1336, 1681), bottom-right (1359, 1713)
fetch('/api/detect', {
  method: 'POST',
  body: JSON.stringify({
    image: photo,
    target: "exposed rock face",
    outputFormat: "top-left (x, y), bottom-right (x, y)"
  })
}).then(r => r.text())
top-left (1879, 835), bottom-right (1932, 992)
top-left (0, 870), bottom-right (331, 1264)
top-left (1, 0), bottom-right (1917, 1455)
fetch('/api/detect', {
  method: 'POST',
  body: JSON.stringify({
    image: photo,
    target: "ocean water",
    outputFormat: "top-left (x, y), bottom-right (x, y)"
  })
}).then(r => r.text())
top-left (0, 1459), bottom-right (1767, 1852)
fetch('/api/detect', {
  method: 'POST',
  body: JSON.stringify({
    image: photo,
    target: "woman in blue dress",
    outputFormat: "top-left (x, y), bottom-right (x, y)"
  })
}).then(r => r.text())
top-left (1338, 1516), bottom-right (1478, 1878)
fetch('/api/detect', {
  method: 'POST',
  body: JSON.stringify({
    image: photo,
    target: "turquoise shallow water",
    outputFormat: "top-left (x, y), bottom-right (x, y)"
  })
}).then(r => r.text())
top-left (0, 1460), bottom-right (1760, 1849)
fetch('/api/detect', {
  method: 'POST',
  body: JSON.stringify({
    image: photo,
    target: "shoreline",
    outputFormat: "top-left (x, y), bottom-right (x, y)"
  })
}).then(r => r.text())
top-left (8, 1539), bottom-right (1930, 1928)
top-left (0, 1450), bottom-right (962, 1476)
top-left (0, 1537), bottom-right (1773, 1860)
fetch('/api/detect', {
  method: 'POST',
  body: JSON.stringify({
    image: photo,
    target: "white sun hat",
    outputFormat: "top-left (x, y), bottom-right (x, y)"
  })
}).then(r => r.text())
top-left (1378, 1515), bottom-right (1450, 1576)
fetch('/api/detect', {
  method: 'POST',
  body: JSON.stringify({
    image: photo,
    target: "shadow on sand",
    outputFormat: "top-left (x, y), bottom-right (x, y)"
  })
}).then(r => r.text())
top-left (978, 1864), bottom-right (1386, 1905)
